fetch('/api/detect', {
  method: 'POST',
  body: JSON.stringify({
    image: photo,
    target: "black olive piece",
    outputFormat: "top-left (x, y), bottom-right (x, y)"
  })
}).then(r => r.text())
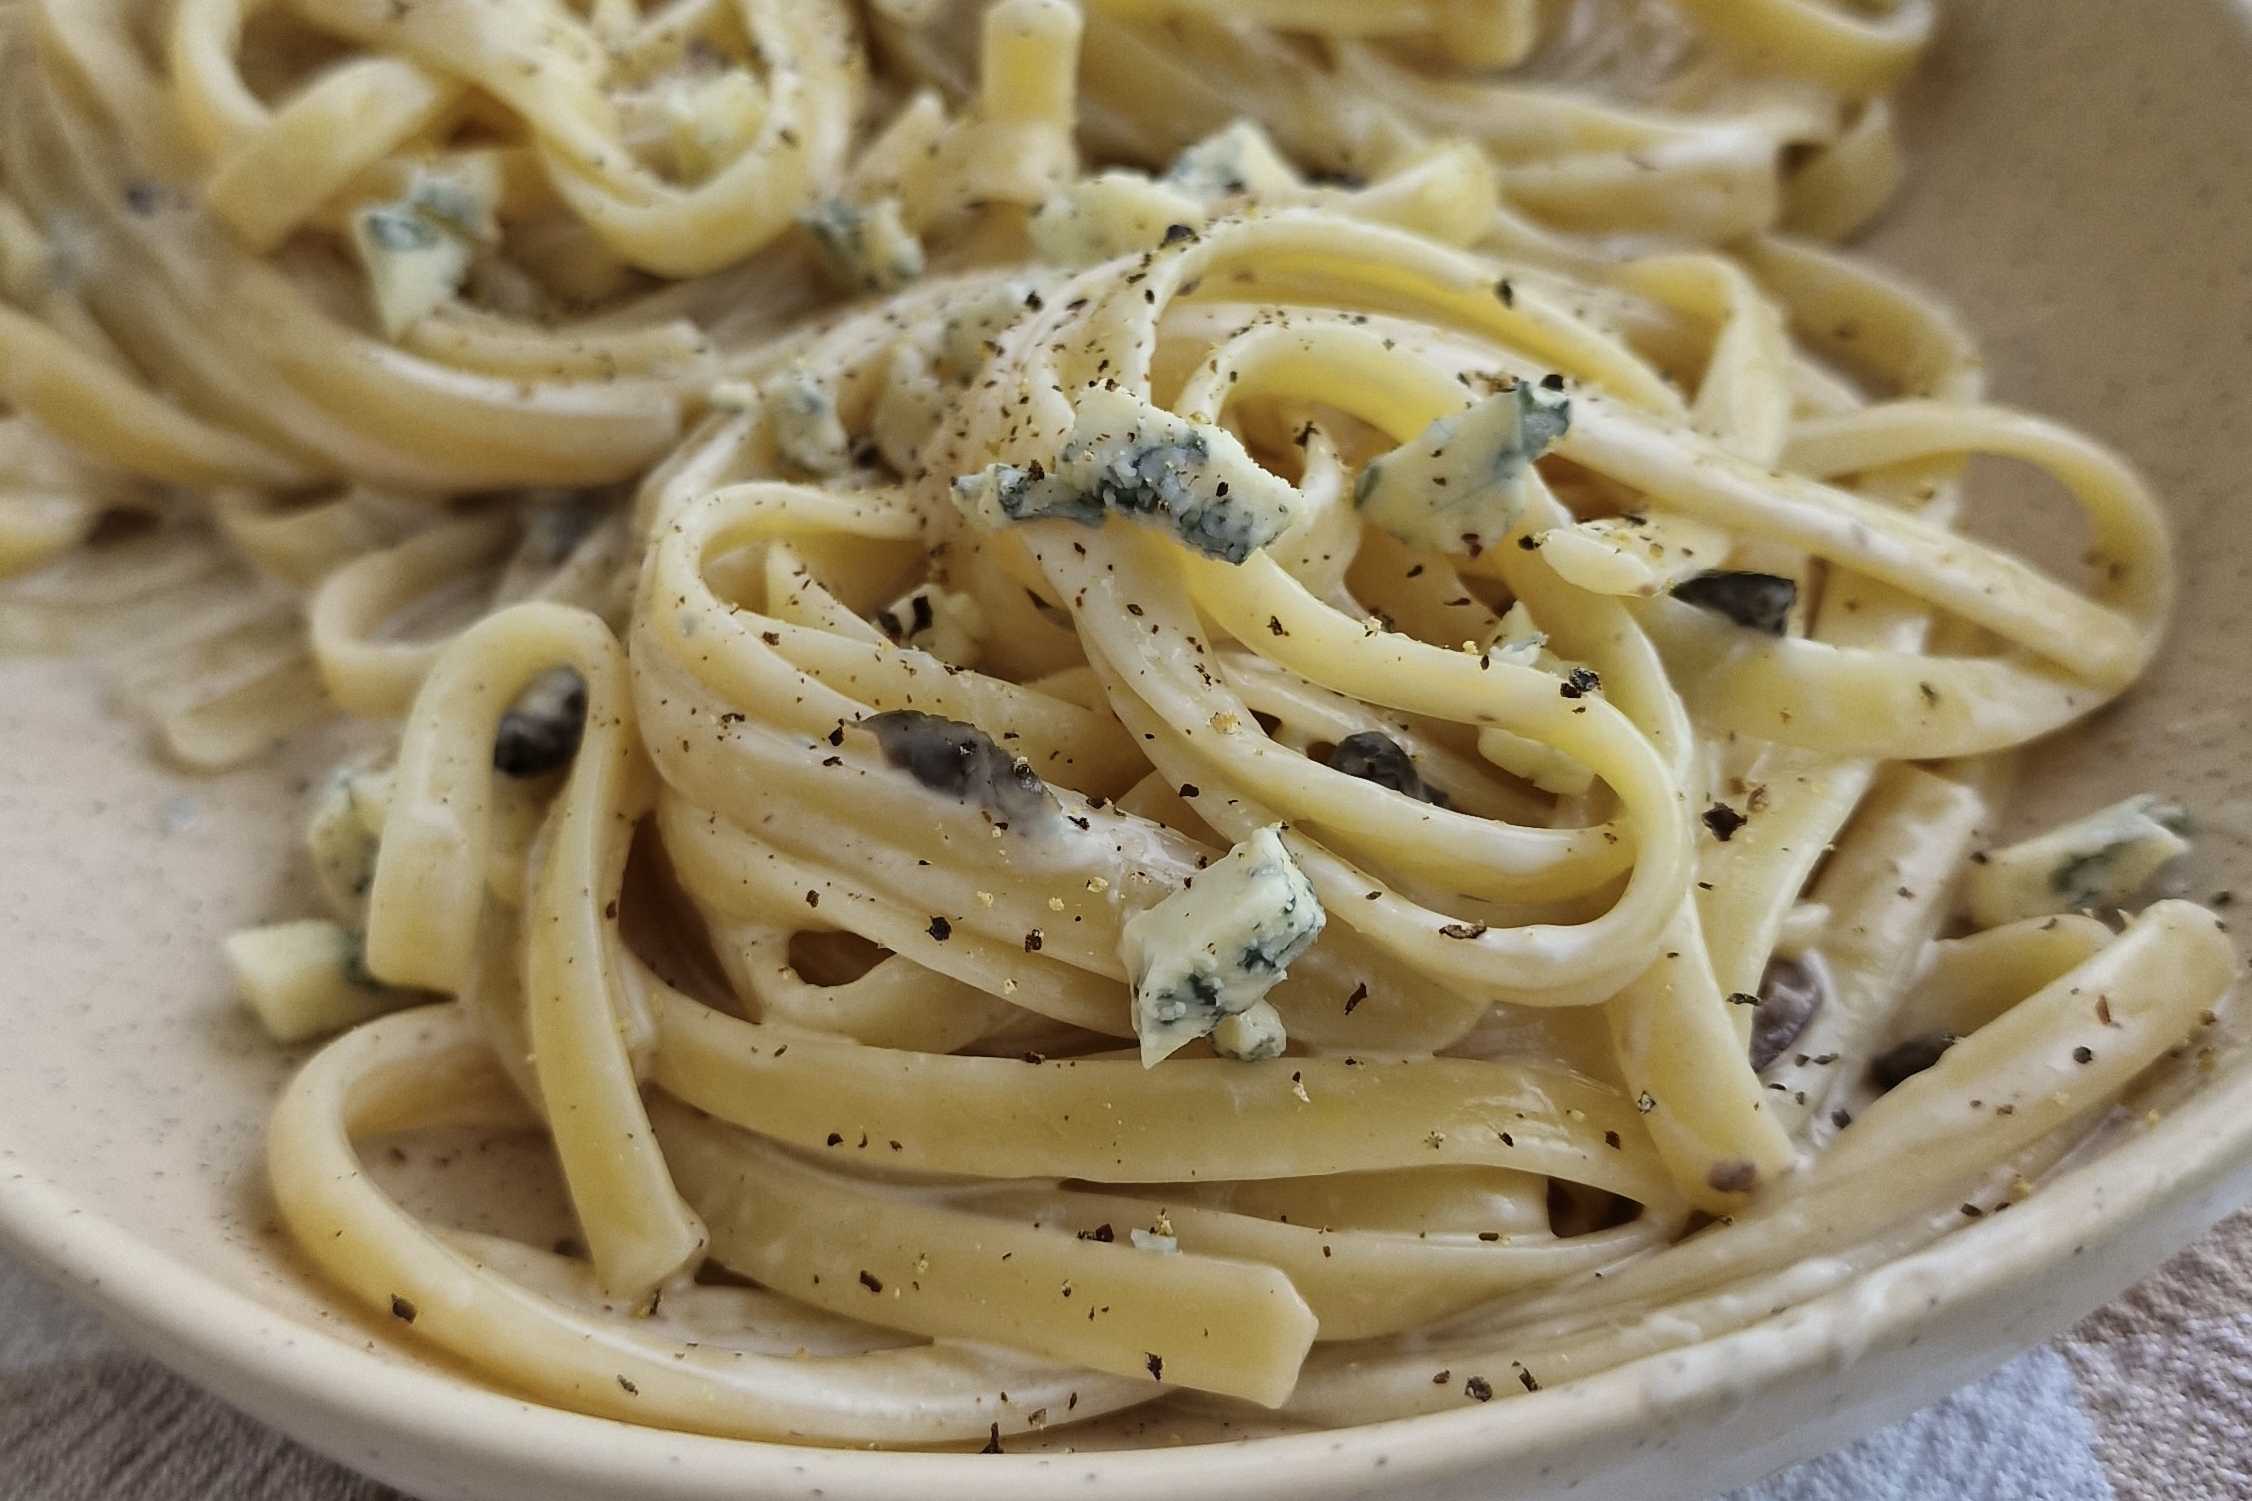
top-left (1748, 956), bottom-right (1826, 1072)
top-left (1871, 1031), bottom-right (1958, 1089)
top-left (493, 667), bottom-right (588, 777)
top-left (1324, 731), bottom-right (1451, 807)
top-left (863, 709), bottom-right (1056, 826)
top-left (1671, 571), bottom-right (1799, 635)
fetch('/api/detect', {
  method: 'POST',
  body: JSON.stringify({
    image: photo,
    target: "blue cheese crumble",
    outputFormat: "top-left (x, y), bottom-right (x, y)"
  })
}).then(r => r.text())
top-left (1164, 121), bottom-right (1302, 204)
top-left (348, 169), bottom-right (496, 338)
top-left (800, 196), bottom-right (925, 293)
top-left (766, 368), bottom-right (852, 476)
top-left (1211, 999), bottom-right (1289, 1061)
top-left (952, 387), bottom-right (1303, 564)
top-left (1120, 824), bottom-right (1324, 1067)
top-left (1354, 379), bottom-right (1571, 556)
top-left (1966, 793), bottom-right (2192, 927)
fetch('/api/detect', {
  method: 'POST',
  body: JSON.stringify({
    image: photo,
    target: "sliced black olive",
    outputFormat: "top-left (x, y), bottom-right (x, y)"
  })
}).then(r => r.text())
top-left (1672, 571), bottom-right (1799, 635)
top-left (1324, 731), bottom-right (1451, 807)
top-left (1871, 1031), bottom-right (1957, 1089)
top-left (1748, 956), bottom-right (1825, 1072)
top-left (863, 709), bottom-right (1056, 826)
top-left (493, 667), bottom-right (587, 777)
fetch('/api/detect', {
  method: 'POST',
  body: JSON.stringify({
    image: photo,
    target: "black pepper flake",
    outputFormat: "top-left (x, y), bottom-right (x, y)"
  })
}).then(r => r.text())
top-left (928, 915), bottom-right (952, 941)
top-left (1557, 666), bottom-right (1601, 699)
top-left (617, 1375), bottom-right (639, 1395)
top-left (1079, 1223), bottom-right (1115, 1243)
top-left (981, 1423), bottom-right (1004, 1453)
top-left (1496, 280), bottom-right (1515, 307)
top-left (856, 1269), bottom-right (885, 1293)
top-left (1960, 1203), bottom-right (1986, 1219)
top-left (1345, 982), bottom-right (1368, 1014)
top-left (1703, 802), bottom-right (1748, 841)
top-left (827, 723), bottom-right (846, 747)
top-left (1540, 373), bottom-right (1566, 391)
top-left (1604, 1130), bottom-right (1622, 1149)
top-left (389, 1294), bottom-right (417, 1324)
top-left (826, 1132), bottom-right (844, 1146)
top-left (1178, 783), bottom-right (1200, 799)
top-left (1145, 1352), bottom-right (1164, 1381)
top-left (1267, 616), bottom-right (1287, 636)
top-left (1516, 534), bottom-right (1541, 550)
top-left (2072, 1045), bottom-right (2094, 1065)
top-left (1433, 1368), bottom-right (1452, 1385)
top-left (1517, 1368), bottom-right (1541, 1393)
top-left (1464, 1375), bottom-right (1494, 1402)
top-left (1831, 1108), bottom-right (1853, 1130)
top-left (1438, 922), bottom-right (1488, 939)
top-left (1635, 1092), bottom-right (1657, 1114)
top-left (1024, 929), bottom-right (1044, 952)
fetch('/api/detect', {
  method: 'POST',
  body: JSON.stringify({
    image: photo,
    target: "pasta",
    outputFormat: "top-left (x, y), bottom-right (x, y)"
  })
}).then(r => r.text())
top-left (2, 0), bottom-right (2236, 1454)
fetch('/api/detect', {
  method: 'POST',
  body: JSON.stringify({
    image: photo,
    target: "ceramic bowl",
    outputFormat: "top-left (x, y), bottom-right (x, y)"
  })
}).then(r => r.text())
top-left (2, 1), bottom-right (2248, 1496)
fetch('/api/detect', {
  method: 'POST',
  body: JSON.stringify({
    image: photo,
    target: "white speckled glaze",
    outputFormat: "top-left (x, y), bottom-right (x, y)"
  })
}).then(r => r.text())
top-left (2, 3), bottom-right (2248, 1497)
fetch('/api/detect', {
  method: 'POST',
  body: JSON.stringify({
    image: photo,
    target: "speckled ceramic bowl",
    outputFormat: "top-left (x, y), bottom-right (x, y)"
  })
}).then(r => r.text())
top-left (3, 2), bottom-right (2248, 1497)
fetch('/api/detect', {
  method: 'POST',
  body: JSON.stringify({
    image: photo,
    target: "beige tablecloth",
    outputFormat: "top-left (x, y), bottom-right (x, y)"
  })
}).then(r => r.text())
top-left (4, 1210), bottom-right (2246, 1500)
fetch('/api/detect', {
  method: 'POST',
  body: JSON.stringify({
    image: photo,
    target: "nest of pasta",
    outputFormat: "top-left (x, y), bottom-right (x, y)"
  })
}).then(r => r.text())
top-left (0, 0), bottom-right (2233, 1454)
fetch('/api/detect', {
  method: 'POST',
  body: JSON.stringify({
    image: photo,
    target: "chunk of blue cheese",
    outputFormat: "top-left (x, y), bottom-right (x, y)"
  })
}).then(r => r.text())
top-left (800, 195), bottom-right (925, 293)
top-left (766, 367), bottom-right (852, 476)
top-left (306, 762), bottom-right (393, 924)
top-left (1354, 379), bottom-right (1571, 556)
top-left (952, 386), bottom-right (1303, 564)
top-left (1120, 825), bottom-right (1324, 1067)
top-left (1966, 794), bottom-right (2192, 927)
top-left (1164, 120), bottom-right (1303, 204)
top-left (348, 171), bottom-right (496, 339)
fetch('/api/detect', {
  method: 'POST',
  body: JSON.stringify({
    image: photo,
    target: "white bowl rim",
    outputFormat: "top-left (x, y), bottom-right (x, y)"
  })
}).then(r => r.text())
top-left (5, 1036), bottom-right (2249, 1500)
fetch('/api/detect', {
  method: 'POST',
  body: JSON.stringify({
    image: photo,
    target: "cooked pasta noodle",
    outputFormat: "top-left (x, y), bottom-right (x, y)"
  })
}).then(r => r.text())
top-left (2, 0), bottom-right (2236, 1454)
